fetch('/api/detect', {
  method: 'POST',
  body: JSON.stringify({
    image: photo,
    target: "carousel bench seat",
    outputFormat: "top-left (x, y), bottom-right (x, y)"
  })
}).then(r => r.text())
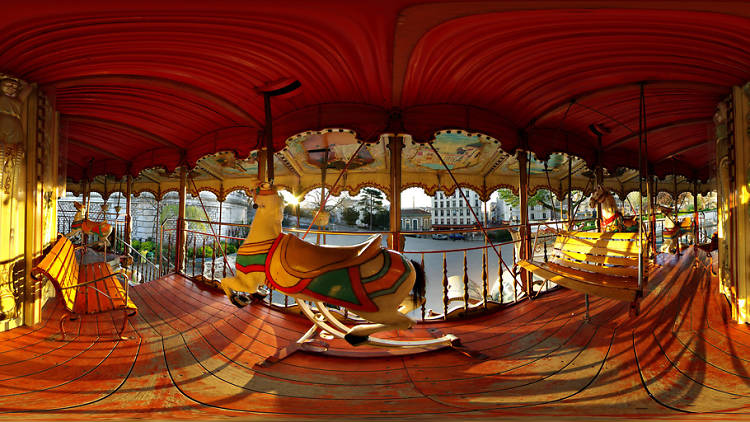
top-left (31, 235), bottom-right (137, 338)
top-left (518, 231), bottom-right (649, 306)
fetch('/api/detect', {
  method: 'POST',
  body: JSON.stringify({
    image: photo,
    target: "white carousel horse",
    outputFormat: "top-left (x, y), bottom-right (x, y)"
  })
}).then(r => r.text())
top-left (220, 183), bottom-right (426, 346)
top-left (65, 202), bottom-right (113, 247)
top-left (589, 186), bottom-right (639, 233)
top-left (658, 205), bottom-right (695, 253)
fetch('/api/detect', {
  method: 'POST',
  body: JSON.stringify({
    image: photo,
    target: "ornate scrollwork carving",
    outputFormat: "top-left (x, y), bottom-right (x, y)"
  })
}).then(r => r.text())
top-left (0, 75), bottom-right (31, 198)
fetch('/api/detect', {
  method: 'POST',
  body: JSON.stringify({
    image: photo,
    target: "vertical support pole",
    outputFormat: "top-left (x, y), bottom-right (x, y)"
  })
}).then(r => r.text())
top-left (388, 135), bottom-right (404, 251)
top-left (595, 167), bottom-right (604, 232)
top-left (420, 253), bottom-right (426, 320)
top-left (482, 247), bottom-right (488, 309)
top-left (462, 250), bottom-right (469, 312)
top-left (264, 94), bottom-right (274, 183)
top-left (23, 86), bottom-right (41, 326)
top-left (175, 166), bottom-right (187, 274)
top-left (673, 172), bottom-right (680, 256)
top-left (517, 150), bottom-right (530, 297)
top-left (442, 252), bottom-right (448, 319)
top-left (693, 180), bottom-right (699, 243)
top-left (567, 154), bottom-right (573, 228)
top-left (649, 176), bottom-right (657, 256)
top-left (219, 194), bottom-right (226, 278)
top-left (125, 174), bottom-right (132, 246)
top-left (498, 250), bottom-right (503, 303)
top-left (156, 187), bottom-right (162, 274)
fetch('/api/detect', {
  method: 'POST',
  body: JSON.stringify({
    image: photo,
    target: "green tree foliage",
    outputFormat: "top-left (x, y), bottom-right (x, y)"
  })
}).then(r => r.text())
top-left (357, 188), bottom-right (388, 229)
top-left (342, 207), bottom-right (359, 226)
top-left (159, 204), bottom-right (209, 231)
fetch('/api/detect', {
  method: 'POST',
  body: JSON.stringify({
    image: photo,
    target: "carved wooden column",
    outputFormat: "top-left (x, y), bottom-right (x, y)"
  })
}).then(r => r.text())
top-left (124, 174), bottom-right (132, 246)
top-left (387, 135), bottom-right (404, 251)
top-left (517, 150), bottom-right (530, 296)
top-left (22, 85), bottom-right (41, 326)
top-left (693, 180), bottom-right (699, 243)
top-left (175, 167), bottom-right (187, 274)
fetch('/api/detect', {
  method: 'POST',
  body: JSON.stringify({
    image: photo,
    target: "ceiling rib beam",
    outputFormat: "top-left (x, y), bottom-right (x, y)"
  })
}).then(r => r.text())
top-left (53, 74), bottom-right (257, 125)
top-left (64, 115), bottom-right (182, 148)
top-left (604, 118), bottom-right (712, 151)
top-left (653, 140), bottom-right (712, 164)
top-left (68, 137), bottom-right (130, 163)
top-left (526, 80), bottom-right (724, 130)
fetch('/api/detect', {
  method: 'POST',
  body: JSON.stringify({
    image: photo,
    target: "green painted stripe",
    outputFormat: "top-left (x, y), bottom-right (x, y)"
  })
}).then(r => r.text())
top-left (369, 255), bottom-right (412, 298)
top-left (236, 253), bottom-right (267, 266)
top-left (306, 269), bottom-right (360, 305)
top-left (362, 251), bottom-right (389, 283)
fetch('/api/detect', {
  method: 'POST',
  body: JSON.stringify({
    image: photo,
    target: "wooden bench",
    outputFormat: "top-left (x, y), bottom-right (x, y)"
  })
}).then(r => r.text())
top-left (518, 231), bottom-right (650, 314)
top-left (31, 235), bottom-right (137, 339)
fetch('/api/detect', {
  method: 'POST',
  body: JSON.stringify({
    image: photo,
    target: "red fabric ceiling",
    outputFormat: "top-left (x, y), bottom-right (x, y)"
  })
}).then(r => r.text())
top-left (2, 1), bottom-right (749, 181)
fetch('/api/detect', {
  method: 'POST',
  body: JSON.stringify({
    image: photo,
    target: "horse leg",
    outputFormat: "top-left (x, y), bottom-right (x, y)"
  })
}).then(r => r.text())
top-left (397, 295), bottom-right (425, 314)
top-left (344, 312), bottom-right (416, 345)
top-left (220, 272), bottom-right (264, 308)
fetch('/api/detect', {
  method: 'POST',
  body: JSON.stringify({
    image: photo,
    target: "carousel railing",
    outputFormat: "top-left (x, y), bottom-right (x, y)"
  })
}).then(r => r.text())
top-left (109, 235), bottom-right (161, 284)
top-left (173, 216), bottom-right (596, 321)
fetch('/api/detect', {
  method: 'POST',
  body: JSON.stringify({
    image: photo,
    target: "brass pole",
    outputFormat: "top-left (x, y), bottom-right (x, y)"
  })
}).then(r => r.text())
top-left (125, 174), bottom-right (132, 246)
top-left (517, 151), bottom-right (530, 297)
top-left (388, 136), bottom-right (404, 251)
top-left (175, 167), bottom-right (187, 274)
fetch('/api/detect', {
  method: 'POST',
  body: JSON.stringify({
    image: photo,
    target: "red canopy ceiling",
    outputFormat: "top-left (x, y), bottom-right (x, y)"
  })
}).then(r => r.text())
top-left (2, 1), bottom-right (749, 182)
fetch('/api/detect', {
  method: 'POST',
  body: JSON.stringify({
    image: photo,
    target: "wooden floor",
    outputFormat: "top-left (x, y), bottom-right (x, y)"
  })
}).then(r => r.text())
top-left (1, 247), bottom-right (749, 420)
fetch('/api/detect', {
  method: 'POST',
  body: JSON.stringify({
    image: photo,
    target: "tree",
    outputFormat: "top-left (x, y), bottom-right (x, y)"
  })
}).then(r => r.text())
top-left (358, 188), bottom-right (386, 230)
top-left (160, 204), bottom-right (209, 231)
top-left (342, 207), bottom-right (359, 226)
top-left (498, 188), bottom-right (588, 220)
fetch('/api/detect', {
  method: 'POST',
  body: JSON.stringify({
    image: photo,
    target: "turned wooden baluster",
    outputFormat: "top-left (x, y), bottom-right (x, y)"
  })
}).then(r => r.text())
top-left (420, 253), bottom-right (426, 320)
top-left (463, 250), bottom-right (469, 313)
top-left (482, 247), bottom-right (488, 309)
top-left (442, 252), bottom-right (448, 319)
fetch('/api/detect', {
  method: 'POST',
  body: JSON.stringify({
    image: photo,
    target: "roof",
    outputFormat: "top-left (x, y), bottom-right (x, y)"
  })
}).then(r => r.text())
top-left (401, 208), bottom-right (431, 217)
top-left (3, 1), bottom-right (749, 182)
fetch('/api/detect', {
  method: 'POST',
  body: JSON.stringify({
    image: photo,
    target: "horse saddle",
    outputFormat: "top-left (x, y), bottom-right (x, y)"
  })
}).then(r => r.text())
top-left (277, 233), bottom-right (383, 279)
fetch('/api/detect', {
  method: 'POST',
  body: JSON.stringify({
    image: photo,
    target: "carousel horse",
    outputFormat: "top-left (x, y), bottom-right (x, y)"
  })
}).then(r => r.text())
top-left (658, 205), bottom-right (695, 253)
top-left (589, 186), bottom-right (639, 233)
top-left (220, 183), bottom-right (426, 346)
top-left (65, 202), bottom-right (113, 247)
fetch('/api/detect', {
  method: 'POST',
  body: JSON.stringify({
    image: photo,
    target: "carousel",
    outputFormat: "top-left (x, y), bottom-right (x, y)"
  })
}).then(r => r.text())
top-left (0, 1), bottom-right (749, 420)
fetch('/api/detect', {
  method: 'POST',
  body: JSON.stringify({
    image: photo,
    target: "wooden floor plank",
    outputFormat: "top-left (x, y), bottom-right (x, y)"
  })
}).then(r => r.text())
top-left (1, 247), bottom-right (750, 419)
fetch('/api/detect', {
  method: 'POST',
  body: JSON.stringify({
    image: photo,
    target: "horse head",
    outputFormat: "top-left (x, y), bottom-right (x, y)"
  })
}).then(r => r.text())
top-left (72, 201), bottom-right (86, 219)
top-left (249, 182), bottom-right (285, 237)
top-left (589, 186), bottom-right (617, 212)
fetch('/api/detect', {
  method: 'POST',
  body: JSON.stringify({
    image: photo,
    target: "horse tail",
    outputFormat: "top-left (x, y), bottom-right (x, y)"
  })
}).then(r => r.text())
top-left (409, 259), bottom-right (426, 306)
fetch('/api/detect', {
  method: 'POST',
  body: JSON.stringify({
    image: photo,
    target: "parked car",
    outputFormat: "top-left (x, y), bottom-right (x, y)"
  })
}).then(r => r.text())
top-left (449, 233), bottom-right (465, 240)
top-left (431, 234), bottom-right (449, 240)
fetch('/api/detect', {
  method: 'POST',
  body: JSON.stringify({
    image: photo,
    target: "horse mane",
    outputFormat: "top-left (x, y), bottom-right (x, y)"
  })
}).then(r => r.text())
top-left (410, 259), bottom-right (426, 306)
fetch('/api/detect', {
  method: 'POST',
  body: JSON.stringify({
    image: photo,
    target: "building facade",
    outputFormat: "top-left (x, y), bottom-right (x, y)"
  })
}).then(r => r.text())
top-left (400, 208), bottom-right (432, 232)
top-left (431, 190), bottom-right (485, 228)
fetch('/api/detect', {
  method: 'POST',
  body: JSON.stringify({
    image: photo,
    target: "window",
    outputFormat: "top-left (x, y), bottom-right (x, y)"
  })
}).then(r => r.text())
top-left (459, 218), bottom-right (464, 224)
top-left (413, 219), bottom-right (418, 229)
top-left (453, 218), bottom-right (457, 225)
top-left (531, 213), bottom-right (535, 220)
top-left (542, 213), bottom-right (547, 219)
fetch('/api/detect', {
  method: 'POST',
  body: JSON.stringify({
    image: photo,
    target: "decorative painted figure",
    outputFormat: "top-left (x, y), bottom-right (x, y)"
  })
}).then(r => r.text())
top-left (658, 205), bottom-right (695, 254)
top-left (0, 77), bottom-right (31, 196)
top-left (65, 202), bottom-right (114, 247)
top-left (220, 182), bottom-right (426, 345)
top-left (589, 186), bottom-right (639, 233)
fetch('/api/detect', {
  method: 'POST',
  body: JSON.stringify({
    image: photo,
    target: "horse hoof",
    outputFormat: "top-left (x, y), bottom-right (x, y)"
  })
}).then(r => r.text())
top-left (344, 333), bottom-right (369, 346)
top-left (230, 293), bottom-right (251, 308)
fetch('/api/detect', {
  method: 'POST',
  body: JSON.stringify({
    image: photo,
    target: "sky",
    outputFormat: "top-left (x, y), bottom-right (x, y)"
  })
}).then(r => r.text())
top-left (282, 186), bottom-right (498, 209)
